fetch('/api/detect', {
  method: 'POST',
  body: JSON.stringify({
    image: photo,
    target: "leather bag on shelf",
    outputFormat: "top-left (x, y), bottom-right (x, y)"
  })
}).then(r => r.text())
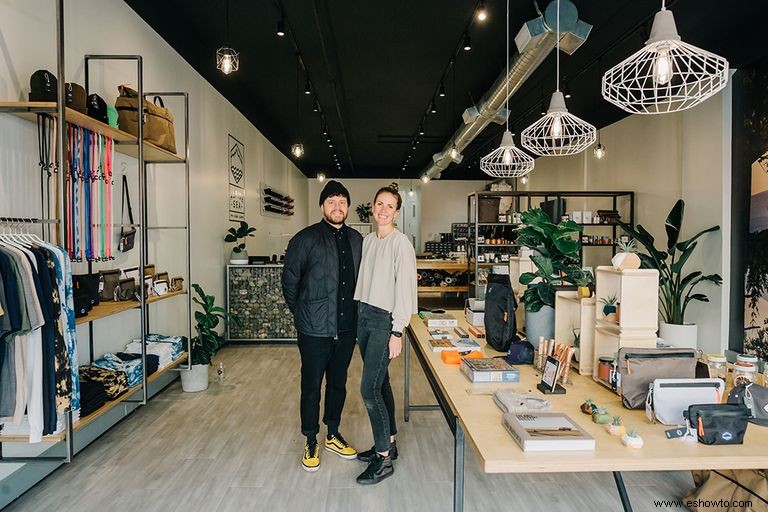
top-left (115, 84), bottom-right (176, 153)
top-left (118, 175), bottom-right (136, 252)
top-left (114, 277), bottom-right (138, 302)
top-left (29, 70), bottom-right (57, 101)
top-left (99, 268), bottom-right (122, 302)
top-left (618, 347), bottom-right (697, 409)
top-left (65, 82), bottom-right (86, 113)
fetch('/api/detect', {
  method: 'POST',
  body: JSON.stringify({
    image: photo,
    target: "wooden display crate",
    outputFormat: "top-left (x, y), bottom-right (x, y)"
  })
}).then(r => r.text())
top-left (554, 291), bottom-right (596, 375)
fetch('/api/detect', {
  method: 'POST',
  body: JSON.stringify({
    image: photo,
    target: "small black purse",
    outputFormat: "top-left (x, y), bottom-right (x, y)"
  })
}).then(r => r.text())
top-left (118, 175), bottom-right (136, 252)
top-left (686, 403), bottom-right (751, 445)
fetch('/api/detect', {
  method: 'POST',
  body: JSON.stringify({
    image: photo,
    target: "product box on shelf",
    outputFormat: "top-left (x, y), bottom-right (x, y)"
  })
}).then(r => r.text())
top-left (571, 211), bottom-right (583, 224)
top-left (465, 308), bottom-right (485, 327)
top-left (583, 211), bottom-right (593, 224)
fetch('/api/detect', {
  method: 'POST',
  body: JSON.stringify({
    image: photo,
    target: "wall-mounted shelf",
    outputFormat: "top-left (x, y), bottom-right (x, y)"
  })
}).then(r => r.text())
top-left (75, 289), bottom-right (187, 325)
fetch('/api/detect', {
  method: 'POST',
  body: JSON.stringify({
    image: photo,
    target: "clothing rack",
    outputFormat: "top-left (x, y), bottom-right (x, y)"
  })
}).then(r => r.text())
top-left (0, 217), bottom-right (60, 224)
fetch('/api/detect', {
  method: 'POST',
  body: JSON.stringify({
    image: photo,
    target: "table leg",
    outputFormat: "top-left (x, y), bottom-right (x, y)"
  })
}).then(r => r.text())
top-left (454, 418), bottom-right (465, 512)
top-left (404, 329), bottom-right (411, 422)
top-left (613, 471), bottom-right (633, 512)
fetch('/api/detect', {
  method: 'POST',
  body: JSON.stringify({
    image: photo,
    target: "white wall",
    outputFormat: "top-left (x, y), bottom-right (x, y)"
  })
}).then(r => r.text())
top-left (0, 0), bottom-right (308, 397)
top-left (307, 178), bottom-right (489, 251)
top-left (520, 88), bottom-right (731, 354)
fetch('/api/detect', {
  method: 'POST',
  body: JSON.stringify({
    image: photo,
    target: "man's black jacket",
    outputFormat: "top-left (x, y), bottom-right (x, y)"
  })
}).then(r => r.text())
top-left (281, 221), bottom-right (363, 337)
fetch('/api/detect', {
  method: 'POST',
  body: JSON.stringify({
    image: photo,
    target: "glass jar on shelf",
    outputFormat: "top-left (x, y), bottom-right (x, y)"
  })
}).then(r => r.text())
top-left (733, 361), bottom-right (757, 387)
top-left (706, 354), bottom-right (727, 381)
top-left (737, 353), bottom-right (759, 365)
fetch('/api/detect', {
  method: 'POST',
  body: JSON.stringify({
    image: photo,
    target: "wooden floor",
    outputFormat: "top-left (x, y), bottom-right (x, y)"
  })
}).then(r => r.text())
top-left (4, 344), bottom-right (693, 512)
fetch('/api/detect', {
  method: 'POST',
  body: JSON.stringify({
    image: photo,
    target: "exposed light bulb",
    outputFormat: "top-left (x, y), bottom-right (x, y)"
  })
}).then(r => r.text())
top-left (221, 56), bottom-right (233, 74)
top-left (408, 189), bottom-right (415, 197)
top-left (291, 143), bottom-right (304, 158)
top-left (593, 143), bottom-right (606, 159)
top-left (316, 172), bottom-right (325, 182)
top-left (520, 175), bottom-right (529, 185)
top-left (653, 47), bottom-right (673, 85)
top-left (477, 5), bottom-right (488, 21)
top-left (463, 34), bottom-right (471, 51)
top-left (304, 80), bottom-right (311, 95)
top-left (421, 175), bottom-right (430, 184)
top-left (419, 125), bottom-right (425, 136)
top-left (550, 115), bottom-right (563, 138)
top-left (277, 19), bottom-right (285, 37)
top-left (217, 47), bottom-right (239, 75)
top-left (450, 145), bottom-right (459, 159)
top-left (502, 148), bottom-right (512, 165)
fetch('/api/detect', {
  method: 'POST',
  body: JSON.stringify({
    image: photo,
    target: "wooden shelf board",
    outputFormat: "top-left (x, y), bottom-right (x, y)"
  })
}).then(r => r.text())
top-left (0, 354), bottom-right (188, 443)
top-left (76, 290), bottom-right (187, 325)
top-left (416, 260), bottom-right (468, 271)
top-left (418, 286), bottom-right (466, 293)
top-left (0, 102), bottom-right (184, 163)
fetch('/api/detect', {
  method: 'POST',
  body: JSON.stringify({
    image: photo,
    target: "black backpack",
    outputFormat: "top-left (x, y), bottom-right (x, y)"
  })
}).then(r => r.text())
top-left (484, 273), bottom-right (519, 352)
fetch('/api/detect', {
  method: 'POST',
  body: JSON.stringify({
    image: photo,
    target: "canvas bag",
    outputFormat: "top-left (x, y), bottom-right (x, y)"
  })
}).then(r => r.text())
top-left (484, 273), bottom-right (518, 353)
top-left (618, 347), bottom-right (697, 409)
top-left (685, 470), bottom-right (768, 512)
top-left (728, 382), bottom-right (768, 427)
top-left (115, 85), bottom-right (176, 153)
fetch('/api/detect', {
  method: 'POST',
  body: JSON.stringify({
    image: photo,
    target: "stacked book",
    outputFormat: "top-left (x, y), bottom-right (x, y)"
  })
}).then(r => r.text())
top-left (420, 311), bottom-right (459, 327)
top-left (502, 412), bottom-right (595, 452)
top-left (461, 357), bottom-right (519, 382)
top-left (428, 337), bottom-right (482, 353)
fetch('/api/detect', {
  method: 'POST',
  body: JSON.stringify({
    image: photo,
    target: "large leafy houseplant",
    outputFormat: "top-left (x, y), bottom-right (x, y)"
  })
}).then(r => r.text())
top-left (617, 200), bottom-right (722, 325)
top-left (517, 209), bottom-right (592, 312)
top-left (191, 283), bottom-right (239, 366)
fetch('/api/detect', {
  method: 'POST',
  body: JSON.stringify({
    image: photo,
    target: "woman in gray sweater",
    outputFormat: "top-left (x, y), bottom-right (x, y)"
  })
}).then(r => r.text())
top-left (353, 183), bottom-right (417, 485)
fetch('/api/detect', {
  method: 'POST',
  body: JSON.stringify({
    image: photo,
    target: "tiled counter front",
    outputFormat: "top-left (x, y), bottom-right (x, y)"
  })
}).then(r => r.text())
top-left (227, 265), bottom-right (297, 341)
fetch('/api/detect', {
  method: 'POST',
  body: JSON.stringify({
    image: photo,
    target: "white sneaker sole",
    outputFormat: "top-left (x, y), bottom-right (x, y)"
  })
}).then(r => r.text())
top-left (324, 446), bottom-right (358, 460)
top-left (301, 462), bottom-right (320, 472)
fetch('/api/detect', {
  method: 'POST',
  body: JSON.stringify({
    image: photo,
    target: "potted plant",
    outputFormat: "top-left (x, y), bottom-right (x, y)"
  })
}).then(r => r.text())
top-left (356, 202), bottom-right (372, 223)
top-left (600, 294), bottom-right (618, 322)
top-left (622, 428), bottom-right (644, 449)
top-left (574, 270), bottom-right (594, 298)
top-left (517, 208), bottom-right (591, 348)
top-left (612, 238), bottom-right (641, 270)
top-left (592, 406), bottom-right (611, 424)
top-left (225, 221), bottom-right (256, 265)
top-left (618, 200), bottom-right (722, 349)
top-left (607, 415), bottom-right (626, 436)
top-left (180, 283), bottom-right (239, 392)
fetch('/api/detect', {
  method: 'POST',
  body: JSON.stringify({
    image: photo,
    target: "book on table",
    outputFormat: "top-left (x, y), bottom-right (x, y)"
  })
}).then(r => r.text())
top-left (428, 328), bottom-right (453, 339)
top-left (461, 357), bottom-right (519, 382)
top-left (428, 337), bottom-right (482, 353)
top-left (502, 412), bottom-right (595, 452)
top-left (420, 311), bottom-right (458, 328)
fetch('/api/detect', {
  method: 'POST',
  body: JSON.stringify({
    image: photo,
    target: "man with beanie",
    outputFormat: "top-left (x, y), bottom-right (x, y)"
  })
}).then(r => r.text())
top-left (282, 180), bottom-right (363, 472)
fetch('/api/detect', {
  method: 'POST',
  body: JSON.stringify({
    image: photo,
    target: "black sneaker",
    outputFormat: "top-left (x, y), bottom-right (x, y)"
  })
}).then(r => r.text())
top-left (356, 454), bottom-right (394, 485)
top-left (357, 441), bottom-right (398, 462)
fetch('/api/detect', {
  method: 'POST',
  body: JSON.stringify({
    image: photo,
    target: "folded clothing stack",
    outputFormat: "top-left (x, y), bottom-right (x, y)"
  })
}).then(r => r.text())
top-left (125, 334), bottom-right (186, 368)
top-left (79, 379), bottom-right (108, 417)
top-left (493, 390), bottom-right (552, 414)
top-left (79, 366), bottom-right (129, 400)
top-left (146, 333), bottom-right (186, 359)
top-left (115, 352), bottom-right (159, 376)
top-left (92, 354), bottom-right (143, 388)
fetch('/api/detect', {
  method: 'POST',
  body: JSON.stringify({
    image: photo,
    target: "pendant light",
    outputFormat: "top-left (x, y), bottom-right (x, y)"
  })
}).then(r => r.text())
top-left (216, 0), bottom-right (239, 75)
top-left (601, 0), bottom-right (729, 114)
top-left (316, 172), bottom-right (326, 183)
top-left (521, 0), bottom-right (595, 156)
top-left (291, 56), bottom-right (304, 159)
top-left (480, 0), bottom-right (534, 178)
top-left (593, 130), bottom-right (606, 159)
top-left (476, 0), bottom-right (488, 22)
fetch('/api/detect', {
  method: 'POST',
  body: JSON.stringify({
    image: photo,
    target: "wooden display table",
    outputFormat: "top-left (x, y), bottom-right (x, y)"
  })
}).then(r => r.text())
top-left (403, 310), bottom-right (768, 512)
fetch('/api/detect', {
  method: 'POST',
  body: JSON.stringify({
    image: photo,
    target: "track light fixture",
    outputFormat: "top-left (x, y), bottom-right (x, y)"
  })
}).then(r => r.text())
top-left (430, 100), bottom-right (437, 114)
top-left (439, 83), bottom-right (446, 97)
top-left (419, 124), bottom-right (425, 136)
top-left (312, 99), bottom-right (319, 112)
top-left (304, 79), bottom-right (311, 95)
top-left (277, 19), bottom-right (285, 37)
top-left (463, 33), bottom-right (471, 51)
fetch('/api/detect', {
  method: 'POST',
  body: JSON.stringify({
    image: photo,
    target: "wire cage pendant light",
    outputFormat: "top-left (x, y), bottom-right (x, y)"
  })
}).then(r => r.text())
top-left (601, 1), bottom-right (728, 115)
top-left (480, 0), bottom-right (535, 178)
top-left (521, 0), bottom-right (594, 156)
top-left (216, 0), bottom-right (238, 74)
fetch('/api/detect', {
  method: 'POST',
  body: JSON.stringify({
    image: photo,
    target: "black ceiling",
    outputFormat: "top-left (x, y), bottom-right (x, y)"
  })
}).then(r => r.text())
top-left (125, 0), bottom-right (768, 180)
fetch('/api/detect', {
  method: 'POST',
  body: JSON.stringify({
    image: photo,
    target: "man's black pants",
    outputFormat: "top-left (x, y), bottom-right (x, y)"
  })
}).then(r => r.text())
top-left (297, 330), bottom-right (356, 437)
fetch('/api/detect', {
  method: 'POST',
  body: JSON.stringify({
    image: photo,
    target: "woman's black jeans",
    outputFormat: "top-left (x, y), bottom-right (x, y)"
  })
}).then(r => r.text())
top-left (357, 302), bottom-right (397, 453)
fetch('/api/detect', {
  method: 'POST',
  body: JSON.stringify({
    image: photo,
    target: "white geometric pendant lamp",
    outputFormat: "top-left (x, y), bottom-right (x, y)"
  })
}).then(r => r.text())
top-left (480, 0), bottom-right (535, 177)
top-left (521, 0), bottom-right (595, 156)
top-left (601, 1), bottom-right (729, 114)
top-left (481, 130), bottom-right (534, 178)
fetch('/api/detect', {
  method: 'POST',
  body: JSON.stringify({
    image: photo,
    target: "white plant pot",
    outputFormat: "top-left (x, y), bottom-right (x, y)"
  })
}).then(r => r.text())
top-left (181, 364), bottom-right (210, 392)
top-left (658, 321), bottom-right (698, 349)
top-left (574, 347), bottom-right (580, 362)
top-left (230, 248), bottom-right (249, 265)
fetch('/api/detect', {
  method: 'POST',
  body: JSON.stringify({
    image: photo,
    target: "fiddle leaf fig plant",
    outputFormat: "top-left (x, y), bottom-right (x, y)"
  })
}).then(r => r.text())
top-left (191, 283), bottom-right (240, 366)
top-left (617, 200), bottom-right (722, 325)
top-left (517, 208), bottom-right (592, 312)
top-left (225, 221), bottom-right (256, 253)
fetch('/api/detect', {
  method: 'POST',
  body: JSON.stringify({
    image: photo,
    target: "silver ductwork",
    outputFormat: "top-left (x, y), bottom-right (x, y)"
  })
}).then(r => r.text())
top-left (423, 0), bottom-right (591, 179)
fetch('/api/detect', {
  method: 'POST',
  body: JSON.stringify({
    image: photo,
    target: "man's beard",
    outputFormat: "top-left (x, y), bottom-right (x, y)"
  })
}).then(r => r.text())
top-left (324, 210), bottom-right (348, 225)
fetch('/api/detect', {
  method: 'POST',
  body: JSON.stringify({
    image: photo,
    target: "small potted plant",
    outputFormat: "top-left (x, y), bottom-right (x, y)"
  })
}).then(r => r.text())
top-left (225, 221), bottom-right (256, 265)
top-left (180, 284), bottom-right (239, 392)
top-left (600, 294), bottom-right (618, 322)
top-left (572, 327), bottom-right (581, 362)
top-left (611, 238), bottom-right (641, 270)
top-left (607, 415), bottom-right (626, 436)
top-left (592, 406), bottom-right (611, 424)
top-left (622, 428), bottom-right (644, 449)
top-left (580, 398), bottom-right (595, 415)
top-left (356, 202), bottom-right (372, 223)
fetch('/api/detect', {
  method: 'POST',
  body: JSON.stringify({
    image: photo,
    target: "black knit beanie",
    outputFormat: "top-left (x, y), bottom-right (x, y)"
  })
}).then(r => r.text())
top-left (319, 180), bottom-right (351, 206)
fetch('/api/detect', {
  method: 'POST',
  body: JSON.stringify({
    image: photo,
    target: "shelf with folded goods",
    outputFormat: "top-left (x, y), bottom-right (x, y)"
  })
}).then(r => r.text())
top-left (0, 102), bottom-right (184, 163)
top-left (75, 289), bottom-right (187, 325)
top-left (416, 260), bottom-right (468, 272)
top-left (476, 243), bottom-right (518, 247)
top-left (417, 286), bottom-right (467, 293)
top-left (0, 353), bottom-right (188, 443)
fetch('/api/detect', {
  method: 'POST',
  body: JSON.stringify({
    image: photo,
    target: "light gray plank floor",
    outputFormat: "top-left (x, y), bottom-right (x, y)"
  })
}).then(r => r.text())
top-left (3, 344), bottom-right (693, 511)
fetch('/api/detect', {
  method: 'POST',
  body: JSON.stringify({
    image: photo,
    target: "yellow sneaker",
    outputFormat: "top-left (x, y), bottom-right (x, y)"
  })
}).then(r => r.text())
top-left (302, 442), bottom-right (320, 472)
top-left (324, 433), bottom-right (357, 459)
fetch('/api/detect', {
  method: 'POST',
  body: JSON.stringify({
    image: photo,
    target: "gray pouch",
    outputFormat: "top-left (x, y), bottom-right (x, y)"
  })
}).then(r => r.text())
top-left (728, 382), bottom-right (768, 426)
top-left (618, 347), bottom-right (697, 409)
